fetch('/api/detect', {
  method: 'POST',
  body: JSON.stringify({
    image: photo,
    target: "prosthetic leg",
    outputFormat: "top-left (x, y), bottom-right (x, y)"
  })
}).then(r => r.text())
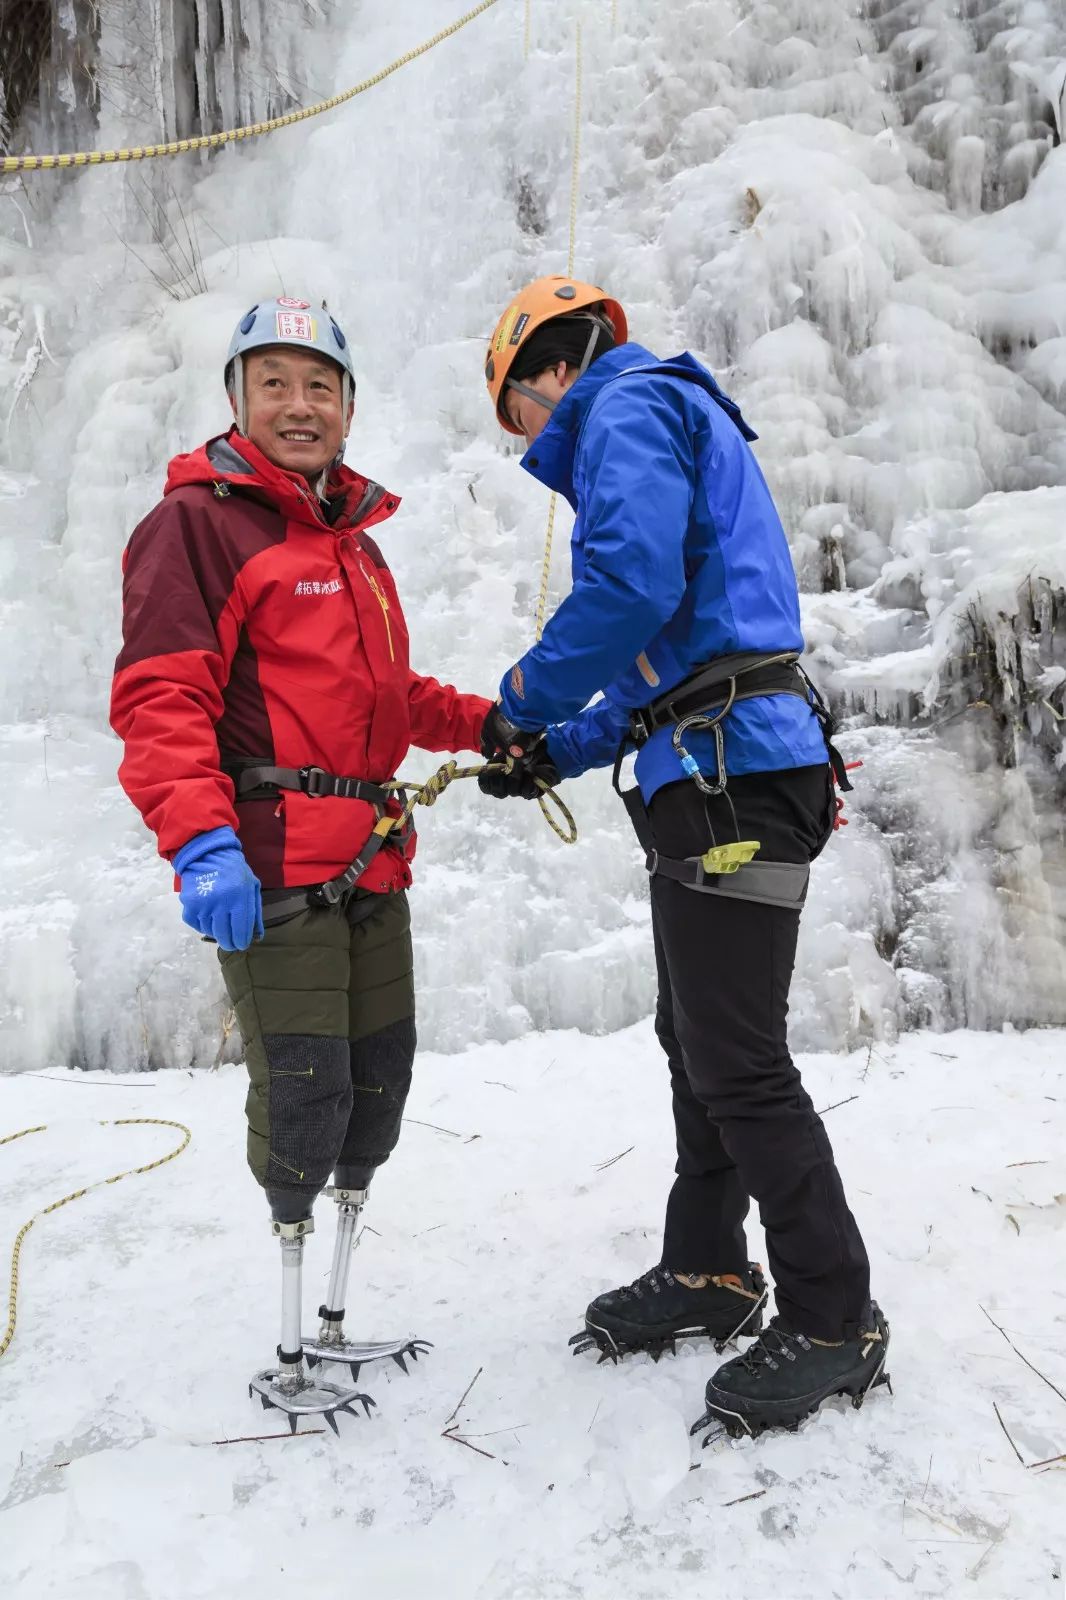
top-left (249, 1213), bottom-right (376, 1433)
top-left (302, 1175), bottom-right (431, 1381)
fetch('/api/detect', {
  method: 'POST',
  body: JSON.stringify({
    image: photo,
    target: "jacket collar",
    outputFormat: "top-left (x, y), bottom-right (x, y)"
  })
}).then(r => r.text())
top-left (165, 427), bottom-right (400, 532)
top-left (519, 343), bottom-right (757, 504)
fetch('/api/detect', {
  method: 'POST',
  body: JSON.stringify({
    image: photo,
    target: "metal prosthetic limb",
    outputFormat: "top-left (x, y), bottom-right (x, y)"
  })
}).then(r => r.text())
top-left (302, 1184), bottom-right (431, 1381)
top-left (248, 1216), bottom-right (376, 1433)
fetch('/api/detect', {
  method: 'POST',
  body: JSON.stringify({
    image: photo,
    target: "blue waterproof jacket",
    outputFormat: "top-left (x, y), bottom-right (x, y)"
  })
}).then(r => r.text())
top-left (497, 343), bottom-right (827, 801)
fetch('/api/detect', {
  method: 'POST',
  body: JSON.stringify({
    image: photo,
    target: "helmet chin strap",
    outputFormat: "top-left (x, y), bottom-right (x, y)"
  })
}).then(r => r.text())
top-left (230, 353), bottom-right (246, 434)
top-left (504, 318), bottom-right (604, 419)
top-left (326, 372), bottom-right (353, 481)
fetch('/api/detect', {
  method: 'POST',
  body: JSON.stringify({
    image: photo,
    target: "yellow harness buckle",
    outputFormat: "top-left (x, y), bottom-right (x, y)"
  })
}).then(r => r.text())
top-left (701, 840), bottom-right (761, 875)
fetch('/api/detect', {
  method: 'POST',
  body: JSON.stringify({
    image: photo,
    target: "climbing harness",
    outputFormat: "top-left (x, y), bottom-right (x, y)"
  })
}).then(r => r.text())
top-left (223, 754), bottom-right (577, 928)
top-left (1, 1119), bottom-right (191, 1362)
top-left (1, 1), bottom-right (502, 174)
top-left (626, 651), bottom-right (812, 796)
top-left (612, 651), bottom-right (854, 907)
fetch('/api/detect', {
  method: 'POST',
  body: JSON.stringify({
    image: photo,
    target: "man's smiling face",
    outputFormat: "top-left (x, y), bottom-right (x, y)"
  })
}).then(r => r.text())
top-left (234, 347), bottom-right (352, 478)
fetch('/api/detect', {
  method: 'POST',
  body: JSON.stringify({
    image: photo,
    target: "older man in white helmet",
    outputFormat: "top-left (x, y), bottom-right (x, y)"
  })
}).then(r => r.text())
top-left (111, 297), bottom-right (491, 1429)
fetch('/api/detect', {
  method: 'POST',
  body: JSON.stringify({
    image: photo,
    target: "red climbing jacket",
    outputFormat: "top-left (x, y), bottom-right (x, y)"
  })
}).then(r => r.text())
top-left (110, 428), bottom-right (490, 891)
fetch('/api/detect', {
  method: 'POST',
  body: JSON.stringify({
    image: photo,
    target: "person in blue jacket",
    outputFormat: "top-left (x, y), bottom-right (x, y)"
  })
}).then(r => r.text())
top-left (479, 276), bottom-right (889, 1439)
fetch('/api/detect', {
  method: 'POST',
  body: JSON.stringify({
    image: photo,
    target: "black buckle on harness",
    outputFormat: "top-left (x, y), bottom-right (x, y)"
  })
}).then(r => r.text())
top-left (629, 705), bottom-right (657, 747)
top-left (299, 766), bottom-right (334, 798)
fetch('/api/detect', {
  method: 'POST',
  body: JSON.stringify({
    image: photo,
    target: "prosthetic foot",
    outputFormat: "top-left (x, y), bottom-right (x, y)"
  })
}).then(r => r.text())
top-left (301, 1183), bottom-right (431, 1382)
top-left (249, 1216), bottom-right (377, 1433)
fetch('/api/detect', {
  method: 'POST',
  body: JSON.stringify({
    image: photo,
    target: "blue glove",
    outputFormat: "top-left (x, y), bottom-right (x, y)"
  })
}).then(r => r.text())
top-left (173, 826), bottom-right (264, 951)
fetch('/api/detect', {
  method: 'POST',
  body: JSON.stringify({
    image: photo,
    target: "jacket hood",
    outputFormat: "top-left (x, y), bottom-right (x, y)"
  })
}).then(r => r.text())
top-left (164, 427), bottom-right (400, 530)
top-left (520, 342), bottom-right (758, 503)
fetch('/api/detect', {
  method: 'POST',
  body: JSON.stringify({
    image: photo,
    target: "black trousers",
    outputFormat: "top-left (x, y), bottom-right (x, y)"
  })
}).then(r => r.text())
top-left (643, 765), bottom-right (871, 1342)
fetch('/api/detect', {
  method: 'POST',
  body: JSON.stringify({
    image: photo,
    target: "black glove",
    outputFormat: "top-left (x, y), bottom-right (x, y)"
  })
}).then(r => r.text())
top-left (478, 744), bottom-right (562, 800)
top-left (479, 702), bottom-right (545, 762)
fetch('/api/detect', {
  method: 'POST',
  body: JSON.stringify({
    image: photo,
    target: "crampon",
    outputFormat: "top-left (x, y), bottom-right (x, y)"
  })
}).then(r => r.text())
top-left (689, 1303), bottom-right (892, 1446)
top-left (248, 1365), bottom-right (376, 1434)
top-left (569, 1263), bottom-right (767, 1364)
top-left (303, 1332), bottom-right (433, 1383)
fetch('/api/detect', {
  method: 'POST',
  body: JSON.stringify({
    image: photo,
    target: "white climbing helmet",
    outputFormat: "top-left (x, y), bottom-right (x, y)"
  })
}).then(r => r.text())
top-left (224, 296), bottom-right (357, 432)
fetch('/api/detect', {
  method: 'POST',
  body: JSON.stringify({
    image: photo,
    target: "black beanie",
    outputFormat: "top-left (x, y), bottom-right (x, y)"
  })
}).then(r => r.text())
top-left (510, 313), bottom-right (616, 384)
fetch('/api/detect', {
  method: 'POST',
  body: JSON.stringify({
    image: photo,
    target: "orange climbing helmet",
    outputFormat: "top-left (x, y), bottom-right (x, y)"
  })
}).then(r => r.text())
top-left (484, 275), bottom-right (628, 434)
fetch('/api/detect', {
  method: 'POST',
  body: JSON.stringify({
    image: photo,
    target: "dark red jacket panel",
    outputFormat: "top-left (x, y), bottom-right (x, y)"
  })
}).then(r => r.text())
top-left (111, 431), bottom-right (491, 891)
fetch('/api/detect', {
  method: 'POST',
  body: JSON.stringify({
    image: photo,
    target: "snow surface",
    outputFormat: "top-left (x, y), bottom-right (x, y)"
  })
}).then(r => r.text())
top-left (1, 1025), bottom-right (1063, 1599)
top-left (1, 0), bottom-right (1065, 1071)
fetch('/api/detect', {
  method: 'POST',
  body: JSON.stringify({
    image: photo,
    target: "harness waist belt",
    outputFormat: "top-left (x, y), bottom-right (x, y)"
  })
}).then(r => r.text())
top-left (629, 652), bottom-right (806, 746)
top-left (647, 851), bottom-right (810, 909)
top-left (227, 762), bottom-right (390, 806)
top-left (221, 758), bottom-right (411, 925)
top-left (260, 885), bottom-right (384, 928)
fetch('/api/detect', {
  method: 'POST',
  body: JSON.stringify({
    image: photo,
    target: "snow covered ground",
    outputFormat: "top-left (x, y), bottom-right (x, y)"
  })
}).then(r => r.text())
top-left (2, 3), bottom-right (1065, 1587)
top-left (1, 1024), bottom-right (1063, 1600)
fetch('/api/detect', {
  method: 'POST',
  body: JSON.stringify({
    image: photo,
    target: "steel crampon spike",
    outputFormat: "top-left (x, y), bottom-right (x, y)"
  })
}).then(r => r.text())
top-left (689, 1409), bottom-right (712, 1439)
top-left (687, 1410), bottom-right (729, 1451)
top-left (301, 1335), bottom-right (432, 1374)
top-left (852, 1361), bottom-right (891, 1410)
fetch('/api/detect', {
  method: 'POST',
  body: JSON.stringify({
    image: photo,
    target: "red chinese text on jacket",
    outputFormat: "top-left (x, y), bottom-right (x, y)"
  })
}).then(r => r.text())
top-left (110, 429), bottom-right (491, 892)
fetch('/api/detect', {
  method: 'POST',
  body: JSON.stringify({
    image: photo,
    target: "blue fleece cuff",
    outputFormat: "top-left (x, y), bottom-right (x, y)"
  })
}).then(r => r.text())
top-left (173, 825), bottom-right (241, 875)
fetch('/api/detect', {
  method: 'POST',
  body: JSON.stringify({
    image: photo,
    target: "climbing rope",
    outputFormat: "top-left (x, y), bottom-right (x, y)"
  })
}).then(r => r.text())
top-left (0, 0), bottom-right (501, 174)
top-left (387, 757), bottom-right (577, 845)
top-left (1, 1118), bottom-right (191, 1361)
top-left (535, 21), bottom-right (584, 643)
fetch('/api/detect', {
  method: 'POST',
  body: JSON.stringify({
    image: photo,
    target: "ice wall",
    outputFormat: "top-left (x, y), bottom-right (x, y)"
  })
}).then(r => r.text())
top-left (1, 0), bottom-right (1064, 1072)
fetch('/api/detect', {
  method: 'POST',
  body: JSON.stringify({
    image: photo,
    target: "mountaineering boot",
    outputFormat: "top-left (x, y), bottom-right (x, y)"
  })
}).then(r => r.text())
top-left (570, 1262), bottom-right (767, 1363)
top-left (691, 1302), bottom-right (891, 1442)
top-left (301, 1179), bottom-right (431, 1381)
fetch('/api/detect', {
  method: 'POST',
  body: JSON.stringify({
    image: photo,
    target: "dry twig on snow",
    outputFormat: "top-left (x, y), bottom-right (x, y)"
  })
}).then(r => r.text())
top-left (979, 1304), bottom-right (1066, 1408)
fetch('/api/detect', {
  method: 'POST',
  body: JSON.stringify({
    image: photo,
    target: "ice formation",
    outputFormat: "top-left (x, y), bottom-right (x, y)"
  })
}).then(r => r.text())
top-left (1, 0), bottom-right (1064, 1070)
